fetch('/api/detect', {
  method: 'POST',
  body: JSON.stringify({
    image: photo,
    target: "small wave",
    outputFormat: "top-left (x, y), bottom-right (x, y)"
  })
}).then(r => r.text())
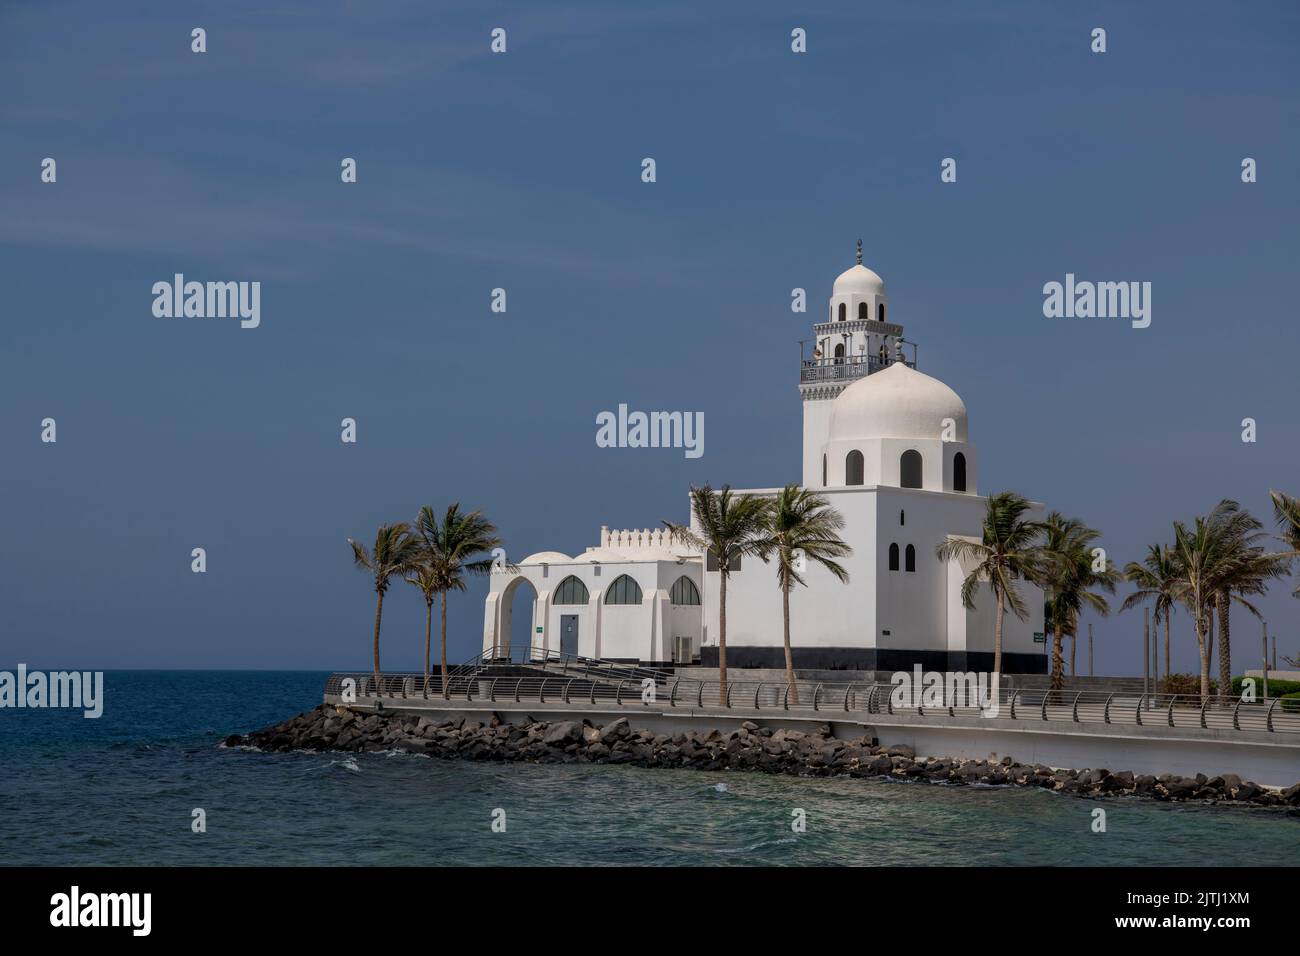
top-left (714, 836), bottom-right (798, 855)
top-left (380, 748), bottom-right (431, 759)
top-left (219, 742), bottom-right (264, 753)
top-left (302, 757), bottom-right (362, 774)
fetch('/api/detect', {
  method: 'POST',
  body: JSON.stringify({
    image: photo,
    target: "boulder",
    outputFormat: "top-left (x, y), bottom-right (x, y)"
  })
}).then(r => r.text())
top-left (541, 721), bottom-right (582, 745)
top-left (599, 718), bottom-right (631, 743)
top-left (1233, 782), bottom-right (1263, 802)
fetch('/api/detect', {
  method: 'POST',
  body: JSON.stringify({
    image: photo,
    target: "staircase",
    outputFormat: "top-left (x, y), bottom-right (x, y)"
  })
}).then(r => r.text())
top-left (1008, 674), bottom-right (1150, 696)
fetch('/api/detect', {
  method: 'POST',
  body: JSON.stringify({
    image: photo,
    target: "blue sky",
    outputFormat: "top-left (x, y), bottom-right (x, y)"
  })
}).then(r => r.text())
top-left (2, 0), bottom-right (1297, 675)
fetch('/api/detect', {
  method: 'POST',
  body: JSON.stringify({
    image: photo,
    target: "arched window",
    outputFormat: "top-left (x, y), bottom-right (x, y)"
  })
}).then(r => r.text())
top-left (858, 302), bottom-right (868, 319)
top-left (669, 576), bottom-right (700, 606)
top-left (878, 303), bottom-right (886, 322)
top-left (833, 343), bottom-right (845, 364)
top-left (888, 543), bottom-right (900, 571)
top-left (822, 454), bottom-right (827, 486)
top-left (554, 576), bottom-right (589, 605)
top-left (605, 574), bottom-right (643, 605)
top-left (900, 510), bottom-right (905, 526)
top-left (838, 303), bottom-right (846, 321)
top-left (905, 544), bottom-right (916, 573)
top-left (845, 450), bottom-right (864, 486)
top-left (900, 449), bottom-right (922, 489)
top-left (953, 452), bottom-right (967, 493)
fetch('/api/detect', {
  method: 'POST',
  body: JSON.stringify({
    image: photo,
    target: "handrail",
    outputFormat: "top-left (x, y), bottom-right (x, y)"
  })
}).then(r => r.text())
top-left (322, 673), bottom-right (1300, 736)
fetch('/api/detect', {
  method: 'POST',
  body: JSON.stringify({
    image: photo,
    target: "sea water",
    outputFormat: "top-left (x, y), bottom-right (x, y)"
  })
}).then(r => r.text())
top-left (0, 671), bottom-right (1294, 866)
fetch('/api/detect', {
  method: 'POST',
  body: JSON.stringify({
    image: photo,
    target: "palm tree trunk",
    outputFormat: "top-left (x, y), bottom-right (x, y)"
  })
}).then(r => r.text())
top-left (1069, 629), bottom-right (1076, 676)
top-left (1196, 601), bottom-right (1211, 700)
top-left (782, 579), bottom-right (799, 706)
top-left (423, 598), bottom-right (432, 696)
top-left (718, 571), bottom-right (728, 707)
top-left (1049, 618), bottom-right (1065, 692)
top-left (372, 588), bottom-right (385, 697)
top-left (1216, 591), bottom-right (1232, 704)
top-left (1163, 613), bottom-right (1171, 691)
top-left (993, 588), bottom-right (1004, 679)
top-left (439, 591), bottom-right (449, 696)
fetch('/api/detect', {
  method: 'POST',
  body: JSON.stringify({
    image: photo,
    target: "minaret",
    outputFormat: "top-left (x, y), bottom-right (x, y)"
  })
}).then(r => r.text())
top-left (798, 243), bottom-right (913, 486)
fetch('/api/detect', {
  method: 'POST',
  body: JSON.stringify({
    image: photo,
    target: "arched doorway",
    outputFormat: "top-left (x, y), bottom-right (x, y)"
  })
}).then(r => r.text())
top-left (496, 575), bottom-right (539, 661)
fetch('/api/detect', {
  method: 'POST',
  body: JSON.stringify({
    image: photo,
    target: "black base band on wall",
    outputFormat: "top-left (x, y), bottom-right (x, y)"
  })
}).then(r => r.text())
top-left (699, 645), bottom-right (1048, 674)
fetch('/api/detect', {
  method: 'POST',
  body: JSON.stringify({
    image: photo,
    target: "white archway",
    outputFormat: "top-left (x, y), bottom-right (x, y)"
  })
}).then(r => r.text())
top-left (486, 574), bottom-right (539, 659)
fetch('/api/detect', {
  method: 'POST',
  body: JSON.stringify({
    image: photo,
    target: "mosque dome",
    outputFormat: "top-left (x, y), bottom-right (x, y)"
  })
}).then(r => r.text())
top-left (832, 263), bottom-right (885, 298)
top-left (577, 548), bottom-right (627, 563)
top-left (520, 551), bottom-right (572, 564)
top-left (828, 362), bottom-right (968, 442)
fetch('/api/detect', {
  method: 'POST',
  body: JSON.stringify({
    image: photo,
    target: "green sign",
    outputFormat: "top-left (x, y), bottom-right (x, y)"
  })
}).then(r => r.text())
top-left (536, 626), bottom-right (543, 633)
top-left (1033, 632), bottom-right (1045, 644)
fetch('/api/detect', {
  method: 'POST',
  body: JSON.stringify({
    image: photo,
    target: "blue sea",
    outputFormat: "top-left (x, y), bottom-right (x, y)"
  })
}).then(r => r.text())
top-left (0, 671), bottom-right (1295, 866)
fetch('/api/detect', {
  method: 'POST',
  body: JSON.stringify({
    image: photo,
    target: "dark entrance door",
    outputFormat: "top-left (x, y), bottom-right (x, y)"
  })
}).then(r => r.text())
top-left (560, 615), bottom-right (579, 658)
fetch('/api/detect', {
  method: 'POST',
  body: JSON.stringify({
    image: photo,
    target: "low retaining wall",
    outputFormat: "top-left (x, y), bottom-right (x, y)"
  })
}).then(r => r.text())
top-left (321, 692), bottom-right (1300, 788)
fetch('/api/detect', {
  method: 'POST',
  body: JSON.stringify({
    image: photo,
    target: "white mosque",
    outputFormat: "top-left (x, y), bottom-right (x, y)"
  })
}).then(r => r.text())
top-left (482, 245), bottom-right (1048, 674)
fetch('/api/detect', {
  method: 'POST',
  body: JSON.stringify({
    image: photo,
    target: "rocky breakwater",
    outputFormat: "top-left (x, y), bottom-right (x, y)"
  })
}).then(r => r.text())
top-left (225, 704), bottom-right (1300, 809)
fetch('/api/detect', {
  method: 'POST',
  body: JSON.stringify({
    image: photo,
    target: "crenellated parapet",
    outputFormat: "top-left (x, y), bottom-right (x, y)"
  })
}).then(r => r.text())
top-left (600, 525), bottom-right (690, 551)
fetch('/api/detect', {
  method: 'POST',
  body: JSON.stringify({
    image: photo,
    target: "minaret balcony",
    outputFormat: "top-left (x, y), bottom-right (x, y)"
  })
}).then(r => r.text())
top-left (799, 354), bottom-right (915, 385)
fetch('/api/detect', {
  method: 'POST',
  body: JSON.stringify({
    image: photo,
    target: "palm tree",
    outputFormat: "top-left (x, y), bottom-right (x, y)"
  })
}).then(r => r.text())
top-left (1172, 500), bottom-right (1242, 700)
top-left (1269, 489), bottom-right (1300, 596)
top-left (415, 504), bottom-right (502, 695)
top-left (935, 491), bottom-right (1045, 678)
top-left (1121, 544), bottom-right (1183, 691)
top-left (752, 484), bottom-right (852, 705)
top-left (664, 485), bottom-right (770, 706)
top-left (1037, 513), bottom-right (1119, 691)
top-left (1208, 506), bottom-right (1288, 698)
top-left (349, 523), bottom-right (424, 696)
top-left (404, 564), bottom-right (442, 695)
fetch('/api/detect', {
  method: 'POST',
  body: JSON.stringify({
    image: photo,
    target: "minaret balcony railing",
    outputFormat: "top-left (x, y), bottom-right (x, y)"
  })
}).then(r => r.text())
top-left (799, 355), bottom-right (914, 384)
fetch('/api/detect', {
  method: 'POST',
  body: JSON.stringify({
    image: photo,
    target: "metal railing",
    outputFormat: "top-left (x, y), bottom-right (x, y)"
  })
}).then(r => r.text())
top-left (322, 673), bottom-right (1300, 736)
top-left (799, 355), bottom-right (915, 385)
top-left (475, 644), bottom-right (672, 686)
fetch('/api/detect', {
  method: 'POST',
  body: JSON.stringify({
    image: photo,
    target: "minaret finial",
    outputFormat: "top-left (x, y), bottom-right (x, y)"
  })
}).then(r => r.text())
top-left (855, 238), bottom-right (863, 265)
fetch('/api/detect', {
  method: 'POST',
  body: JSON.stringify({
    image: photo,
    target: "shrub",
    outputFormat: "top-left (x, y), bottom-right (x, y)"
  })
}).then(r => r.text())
top-left (1230, 676), bottom-right (1300, 698)
top-left (1160, 673), bottom-right (1215, 696)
